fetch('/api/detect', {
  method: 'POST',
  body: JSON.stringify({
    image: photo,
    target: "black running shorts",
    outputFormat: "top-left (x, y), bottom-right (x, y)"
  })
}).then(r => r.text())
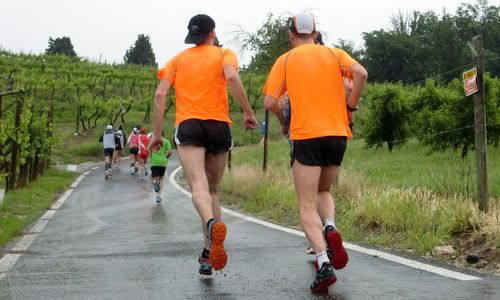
top-left (174, 119), bottom-right (232, 155)
top-left (151, 166), bottom-right (166, 177)
top-left (291, 136), bottom-right (347, 166)
top-left (129, 147), bottom-right (139, 155)
top-left (103, 148), bottom-right (114, 157)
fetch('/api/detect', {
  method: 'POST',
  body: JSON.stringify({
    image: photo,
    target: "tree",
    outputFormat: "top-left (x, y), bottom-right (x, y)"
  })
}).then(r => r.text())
top-left (455, 0), bottom-right (500, 77)
top-left (124, 34), bottom-right (156, 66)
top-left (413, 77), bottom-right (500, 158)
top-left (357, 83), bottom-right (411, 151)
top-left (235, 13), bottom-right (291, 74)
top-left (332, 39), bottom-right (363, 62)
top-left (361, 0), bottom-right (500, 83)
top-left (46, 37), bottom-right (77, 57)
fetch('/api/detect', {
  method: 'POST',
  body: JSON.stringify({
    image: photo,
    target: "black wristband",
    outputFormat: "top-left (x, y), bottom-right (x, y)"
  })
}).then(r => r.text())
top-left (346, 104), bottom-right (358, 112)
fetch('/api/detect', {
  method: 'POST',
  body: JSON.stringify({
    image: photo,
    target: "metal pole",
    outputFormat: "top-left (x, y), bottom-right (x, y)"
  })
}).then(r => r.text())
top-left (263, 110), bottom-right (269, 172)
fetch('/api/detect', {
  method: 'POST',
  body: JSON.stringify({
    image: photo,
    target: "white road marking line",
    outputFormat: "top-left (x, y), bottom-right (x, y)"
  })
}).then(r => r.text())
top-left (91, 166), bottom-right (98, 170)
top-left (169, 166), bottom-right (481, 281)
top-left (70, 175), bottom-right (85, 188)
top-left (29, 220), bottom-right (49, 234)
top-left (50, 189), bottom-right (73, 210)
top-left (40, 209), bottom-right (56, 220)
top-left (11, 235), bottom-right (37, 252)
top-left (346, 243), bottom-right (481, 281)
top-left (0, 173), bottom-right (85, 281)
top-left (82, 171), bottom-right (90, 176)
top-left (0, 254), bottom-right (21, 273)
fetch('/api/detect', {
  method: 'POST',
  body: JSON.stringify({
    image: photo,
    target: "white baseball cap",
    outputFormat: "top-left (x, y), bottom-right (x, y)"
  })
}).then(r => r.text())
top-left (288, 13), bottom-right (316, 34)
top-left (106, 125), bottom-right (113, 130)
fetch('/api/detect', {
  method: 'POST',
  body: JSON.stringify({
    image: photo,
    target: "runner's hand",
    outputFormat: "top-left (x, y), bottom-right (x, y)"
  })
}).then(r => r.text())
top-left (243, 112), bottom-right (258, 130)
top-left (347, 111), bottom-right (354, 124)
top-left (150, 135), bottom-right (163, 150)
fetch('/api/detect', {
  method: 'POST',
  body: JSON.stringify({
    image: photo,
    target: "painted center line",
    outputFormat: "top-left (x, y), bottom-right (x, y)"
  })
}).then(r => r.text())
top-left (169, 166), bottom-right (481, 281)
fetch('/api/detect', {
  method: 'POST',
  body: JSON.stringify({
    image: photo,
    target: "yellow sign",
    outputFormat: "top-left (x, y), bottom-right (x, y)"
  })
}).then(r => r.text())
top-left (463, 67), bottom-right (478, 96)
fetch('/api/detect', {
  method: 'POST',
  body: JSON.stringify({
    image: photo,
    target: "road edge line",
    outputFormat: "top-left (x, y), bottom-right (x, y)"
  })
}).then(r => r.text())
top-left (169, 165), bottom-right (481, 281)
top-left (0, 170), bottom-right (89, 281)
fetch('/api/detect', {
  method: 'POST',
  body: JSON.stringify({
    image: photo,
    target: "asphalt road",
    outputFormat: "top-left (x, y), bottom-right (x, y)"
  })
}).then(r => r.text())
top-left (0, 154), bottom-right (499, 299)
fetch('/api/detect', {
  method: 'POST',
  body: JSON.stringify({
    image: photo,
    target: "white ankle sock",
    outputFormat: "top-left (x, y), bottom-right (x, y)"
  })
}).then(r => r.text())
top-left (316, 251), bottom-right (330, 267)
top-left (323, 218), bottom-right (336, 230)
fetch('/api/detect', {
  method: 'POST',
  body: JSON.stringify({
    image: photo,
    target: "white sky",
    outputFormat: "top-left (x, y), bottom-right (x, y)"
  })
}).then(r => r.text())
top-left (1, 0), bottom-right (495, 67)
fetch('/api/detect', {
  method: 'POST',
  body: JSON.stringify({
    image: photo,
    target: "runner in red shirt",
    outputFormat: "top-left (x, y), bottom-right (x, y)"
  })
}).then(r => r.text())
top-left (138, 128), bottom-right (150, 180)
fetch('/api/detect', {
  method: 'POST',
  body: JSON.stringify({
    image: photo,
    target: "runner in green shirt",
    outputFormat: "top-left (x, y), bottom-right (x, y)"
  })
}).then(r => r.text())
top-left (148, 132), bottom-right (174, 203)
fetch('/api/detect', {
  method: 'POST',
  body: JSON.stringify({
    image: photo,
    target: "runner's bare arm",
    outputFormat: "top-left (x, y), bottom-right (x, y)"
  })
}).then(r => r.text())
top-left (263, 94), bottom-right (281, 112)
top-left (346, 64), bottom-right (368, 121)
top-left (274, 93), bottom-right (287, 126)
top-left (223, 65), bottom-right (258, 130)
top-left (153, 79), bottom-right (171, 145)
top-left (346, 63), bottom-right (367, 110)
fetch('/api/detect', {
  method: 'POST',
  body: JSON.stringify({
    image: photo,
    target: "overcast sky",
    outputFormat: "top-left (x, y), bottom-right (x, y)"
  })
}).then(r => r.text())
top-left (1, 0), bottom-right (496, 67)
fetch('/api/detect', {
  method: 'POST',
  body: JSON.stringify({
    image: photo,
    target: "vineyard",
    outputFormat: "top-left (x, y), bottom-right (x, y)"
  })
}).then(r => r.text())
top-left (0, 51), bottom-right (162, 191)
top-left (1, 50), bottom-right (500, 194)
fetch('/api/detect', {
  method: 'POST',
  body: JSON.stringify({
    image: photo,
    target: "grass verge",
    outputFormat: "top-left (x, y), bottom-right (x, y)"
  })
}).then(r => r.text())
top-left (0, 168), bottom-right (77, 248)
top-left (221, 139), bottom-right (500, 273)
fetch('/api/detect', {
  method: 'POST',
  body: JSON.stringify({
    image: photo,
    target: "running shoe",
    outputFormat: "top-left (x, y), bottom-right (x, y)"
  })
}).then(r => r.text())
top-left (156, 195), bottom-right (161, 203)
top-left (310, 262), bottom-right (337, 293)
top-left (324, 226), bottom-right (348, 270)
top-left (207, 221), bottom-right (227, 271)
top-left (144, 169), bottom-right (149, 176)
top-left (306, 246), bottom-right (314, 255)
top-left (198, 253), bottom-right (213, 276)
top-left (152, 180), bottom-right (160, 193)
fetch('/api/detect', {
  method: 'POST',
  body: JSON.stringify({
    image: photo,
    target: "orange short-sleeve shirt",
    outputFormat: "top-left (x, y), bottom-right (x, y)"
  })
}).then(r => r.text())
top-left (263, 44), bottom-right (358, 140)
top-left (158, 45), bottom-right (238, 126)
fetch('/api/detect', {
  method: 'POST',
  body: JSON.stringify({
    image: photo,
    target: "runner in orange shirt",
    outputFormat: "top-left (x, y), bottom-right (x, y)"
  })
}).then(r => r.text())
top-left (151, 14), bottom-right (258, 276)
top-left (263, 13), bottom-right (367, 293)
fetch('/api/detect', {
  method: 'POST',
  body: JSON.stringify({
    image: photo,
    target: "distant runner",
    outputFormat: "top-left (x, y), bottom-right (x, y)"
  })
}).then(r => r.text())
top-left (148, 131), bottom-right (173, 203)
top-left (137, 128), bottom-right (150, 180)
top-left (113, 125), bottom-right (127, 170)
top-left (127, 128), bottom-right (140, 175)
top-left (99, 124), bottom-right (115, 179)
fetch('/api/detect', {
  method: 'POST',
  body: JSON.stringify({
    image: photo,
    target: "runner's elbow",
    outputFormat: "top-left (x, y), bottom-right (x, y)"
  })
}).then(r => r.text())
top-left (154, 89), bottom-right (167, 99)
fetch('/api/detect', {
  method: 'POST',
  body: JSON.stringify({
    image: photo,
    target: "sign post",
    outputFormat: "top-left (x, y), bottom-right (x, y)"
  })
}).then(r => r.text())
top-left (469, 35), bottom-right (489, 212)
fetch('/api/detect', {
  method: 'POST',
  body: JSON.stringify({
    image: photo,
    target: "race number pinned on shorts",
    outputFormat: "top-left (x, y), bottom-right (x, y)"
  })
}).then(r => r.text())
top-left (463, 67), bottom-right (478, 96)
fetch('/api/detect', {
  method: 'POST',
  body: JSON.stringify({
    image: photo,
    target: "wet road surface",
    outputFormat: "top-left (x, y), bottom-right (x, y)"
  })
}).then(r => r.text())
top-left (1, 155), bottom-right (499, 299)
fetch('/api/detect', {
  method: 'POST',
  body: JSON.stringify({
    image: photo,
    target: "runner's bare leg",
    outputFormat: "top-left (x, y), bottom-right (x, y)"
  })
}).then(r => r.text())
top-left (204, 152), bottom-right (228, 248)
top-left (317, 166), bottom-right (340, 222)
top-left (177, 145), bottom-right (214, 244)
top-left (293, 161), bottom-right (326, 254)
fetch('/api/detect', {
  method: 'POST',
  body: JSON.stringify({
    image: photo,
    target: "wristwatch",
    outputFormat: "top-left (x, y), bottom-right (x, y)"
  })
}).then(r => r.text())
top-left (346, 104), bottom-right (358, 112)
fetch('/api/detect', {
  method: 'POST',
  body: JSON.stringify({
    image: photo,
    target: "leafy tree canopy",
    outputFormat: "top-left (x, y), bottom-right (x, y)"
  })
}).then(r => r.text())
top-left (124, 34), bottom-right (156, 66)
top-left (46, 36), bottom-right (77, 57)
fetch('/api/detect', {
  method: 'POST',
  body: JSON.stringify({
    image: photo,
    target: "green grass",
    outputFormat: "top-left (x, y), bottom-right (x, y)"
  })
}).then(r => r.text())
top-left (51, 110), bottom-right (178, 164)
top-left (221, 138), bottom-right (500, 254)
top-left (0, 168), bottom-right (77, 247)
top-left (344, 139), bottom-right (500, 198)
